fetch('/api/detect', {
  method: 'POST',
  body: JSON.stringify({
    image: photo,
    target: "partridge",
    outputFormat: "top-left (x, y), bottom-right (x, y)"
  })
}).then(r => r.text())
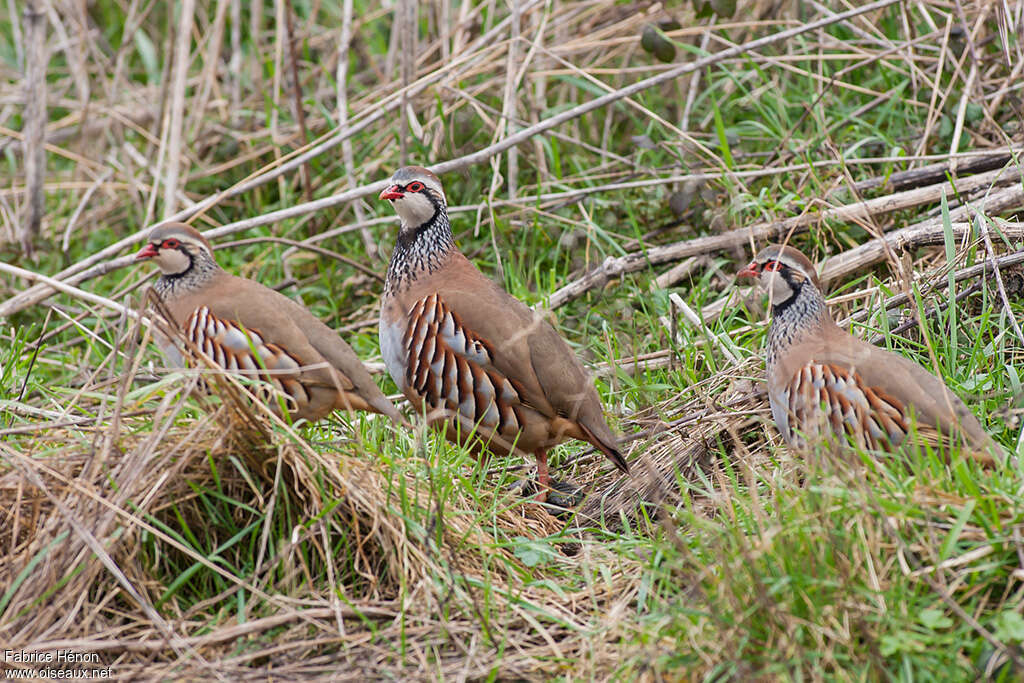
top-left (377, 166), bottom-right (629, 503)
top-left (136, 222), bottom-right (401, 424)
top-left (738, 244), bottom-right (999, 460)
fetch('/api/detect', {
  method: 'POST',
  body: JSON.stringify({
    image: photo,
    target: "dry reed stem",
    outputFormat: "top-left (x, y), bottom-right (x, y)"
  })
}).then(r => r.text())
top-left (2, 0), bottom-right (905, 318)
top-left (550, 160), bottom-right (1024, 310)
top-left (161, 0), bottom-right (195, 219)
top-left (19, 0), bottom-right (46, 257)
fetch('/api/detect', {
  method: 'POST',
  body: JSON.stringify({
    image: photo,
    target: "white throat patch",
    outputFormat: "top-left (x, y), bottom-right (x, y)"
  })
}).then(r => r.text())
top-left (156, 247), bottom-right (192, 276)
top-left (763, 269), bottom-right (794, 307)
top-left (393, 192), bottom-right (437, 228)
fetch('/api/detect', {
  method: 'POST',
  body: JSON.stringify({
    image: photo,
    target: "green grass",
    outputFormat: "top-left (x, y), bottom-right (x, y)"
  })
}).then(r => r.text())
top-left (1, 0), bottom-right (1023, 678)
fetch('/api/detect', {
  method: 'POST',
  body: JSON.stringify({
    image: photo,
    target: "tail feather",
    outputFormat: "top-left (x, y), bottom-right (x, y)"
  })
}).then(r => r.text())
top-left (370, 394), bottom-right (404, 424)
top-left (607, 447), bottom-right (629, 474)
top-left (581, 424), bottom-right (629, 474)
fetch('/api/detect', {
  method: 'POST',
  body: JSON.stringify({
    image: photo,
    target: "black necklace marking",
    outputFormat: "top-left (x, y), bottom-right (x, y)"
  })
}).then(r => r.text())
top-left (153, 246), bottom-right (218, 299)
top-left (770, 266), bottom-right (805, 315)
top-left (394, 195), bottom-right (442, 252)
top-left (766, 265), bottom-right (827, 370)
top-left (385, 192), bottom-right (455, 295)
top-left (161, 246), bottom-right (195, 282)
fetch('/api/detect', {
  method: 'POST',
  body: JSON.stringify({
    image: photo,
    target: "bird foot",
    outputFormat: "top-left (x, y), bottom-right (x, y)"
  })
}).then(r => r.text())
top-left (507, 477), bottom-right (584, 516)
top-left (546, 480), bottom-right (585, 512)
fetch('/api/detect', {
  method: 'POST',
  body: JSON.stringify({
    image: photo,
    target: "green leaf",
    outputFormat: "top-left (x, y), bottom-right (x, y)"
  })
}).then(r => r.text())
top-left (513, 536), bottom-right (552, 568)
top-left (938, 115), bottom-right (953, 138)
top-left (940, 190), bottom-right (958, 366)
top-left (993, 611), bottom-right (1024, 642)
top-left (133, 29), bottom-right (160, 85)
top-left (881, 631), bottom-right (926, 656)
top-left (641, 25), bottom-right (676, 63)
top-left (965, 102), bottom-right (984, 124)
top-left (555, 75), bottom-right (610, 99)
top-left (712, 99), bottom-right (734, 170)
top-left (919, 608), bottom-right (954, 630)
top-left (938, 498), bottom-right (974, 563)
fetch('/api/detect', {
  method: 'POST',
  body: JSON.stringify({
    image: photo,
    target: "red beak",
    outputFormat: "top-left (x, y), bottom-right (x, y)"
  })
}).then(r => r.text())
top-left (136, 243), bottom-right (160, 260)
top-left (737, 261), bottom-right (760, 279)
top-left (379, 184), bottom-right (404, 201)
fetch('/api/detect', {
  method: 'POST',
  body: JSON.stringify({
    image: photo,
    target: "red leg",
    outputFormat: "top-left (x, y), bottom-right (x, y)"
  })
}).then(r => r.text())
top-left (534, 449), bottom-right (550, 503)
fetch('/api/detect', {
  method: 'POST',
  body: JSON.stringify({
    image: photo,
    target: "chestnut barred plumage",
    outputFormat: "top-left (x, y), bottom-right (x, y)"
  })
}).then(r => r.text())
top-left (137, 223), bottom-right (400, 424)
top-left (378, 166), bottom-right (628, 504)
top-left (739, 244), bottom-right (999, 461)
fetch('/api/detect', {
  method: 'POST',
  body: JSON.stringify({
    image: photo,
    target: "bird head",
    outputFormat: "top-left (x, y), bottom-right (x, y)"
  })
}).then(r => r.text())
top-left (738, 244), bottom-right (820, 309)
top-left (379, 166), bottom-right (446, 229)
top-left (136, 223), bottom-right (215, 276)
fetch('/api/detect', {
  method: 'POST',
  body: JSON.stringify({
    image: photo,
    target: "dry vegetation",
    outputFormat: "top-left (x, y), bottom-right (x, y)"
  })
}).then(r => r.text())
top-left (1, 0), bottom-right (1023, 679)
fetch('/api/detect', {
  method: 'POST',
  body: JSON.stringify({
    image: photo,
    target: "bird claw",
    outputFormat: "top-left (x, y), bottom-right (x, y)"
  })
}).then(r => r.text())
top-left (545, 480), bottom-right (585, 512)
top-left (507, 476), bottom-right (584, 515)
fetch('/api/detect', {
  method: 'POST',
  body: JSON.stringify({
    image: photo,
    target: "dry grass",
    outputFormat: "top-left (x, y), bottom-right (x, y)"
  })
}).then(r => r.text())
top-left (0, 333), bottom-right (596, 676)
top-left (1, 0), bottom-right (1023, 679)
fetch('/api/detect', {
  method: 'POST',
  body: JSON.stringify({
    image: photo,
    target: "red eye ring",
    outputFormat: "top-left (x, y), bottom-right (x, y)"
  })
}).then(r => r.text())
top-left (764, 261), bottom-right (782, 272)
top-left (162, 238), bottom-right (180, 249)
top-left (406, 181), bottom-right (425, 193)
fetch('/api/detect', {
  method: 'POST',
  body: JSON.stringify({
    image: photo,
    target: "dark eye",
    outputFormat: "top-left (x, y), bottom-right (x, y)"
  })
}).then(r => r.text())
top-left (764, 261), bottom-right (782, 272)
top-left (406, 181), bottom-right (425, 193)
top-left (162, 238), bottom-right (180, 249)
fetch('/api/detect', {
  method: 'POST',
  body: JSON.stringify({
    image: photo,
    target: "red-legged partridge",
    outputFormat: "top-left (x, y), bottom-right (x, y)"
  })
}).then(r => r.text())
top-left (136, 223), bottom-right (401, 424)
top-left (739, 244), bottom-right (999, 461)
top-left (377, 166), bottom-right (629, 503)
